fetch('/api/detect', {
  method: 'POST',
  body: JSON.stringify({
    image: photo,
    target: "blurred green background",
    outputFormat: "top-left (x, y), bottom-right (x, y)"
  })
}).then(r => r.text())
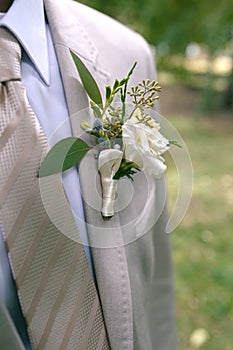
top-left (78, 1), bottom-right (233, 349)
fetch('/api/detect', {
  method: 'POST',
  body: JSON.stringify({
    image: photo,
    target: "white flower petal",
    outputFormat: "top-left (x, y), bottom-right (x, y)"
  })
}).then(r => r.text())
top-left (142, 156), bottom-right (167, 177)
top-left (122, 114), bottom-right (169, 177)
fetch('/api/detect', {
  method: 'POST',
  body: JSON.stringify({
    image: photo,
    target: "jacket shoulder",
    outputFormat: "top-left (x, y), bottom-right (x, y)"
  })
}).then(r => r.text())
top-left (64, 1), bottom-right (156, 79)
top-left (68, 2), bottom-right (145, 46)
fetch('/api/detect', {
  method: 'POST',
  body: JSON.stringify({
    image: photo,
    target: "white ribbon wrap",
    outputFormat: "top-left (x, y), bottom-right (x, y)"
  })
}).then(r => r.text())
top-left (98, 149), bottom-right (123, 218)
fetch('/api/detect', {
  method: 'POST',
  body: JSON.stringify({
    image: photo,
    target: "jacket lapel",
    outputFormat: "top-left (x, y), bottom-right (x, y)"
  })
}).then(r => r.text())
top-left (44, 1), bottom-right (133, 349)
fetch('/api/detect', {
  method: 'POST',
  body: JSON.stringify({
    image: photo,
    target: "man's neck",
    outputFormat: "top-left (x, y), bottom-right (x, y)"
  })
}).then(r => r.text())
top-left (0, 0), bottom-right (14, 12)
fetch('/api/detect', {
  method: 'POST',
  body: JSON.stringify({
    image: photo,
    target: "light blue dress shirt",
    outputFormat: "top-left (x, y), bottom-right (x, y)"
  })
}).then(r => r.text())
top-left (0, 0), bottom-right (92, 347)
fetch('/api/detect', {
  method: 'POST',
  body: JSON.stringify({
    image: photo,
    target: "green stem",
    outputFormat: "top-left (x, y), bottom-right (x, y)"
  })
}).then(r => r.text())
top-left (122, 62), bottom-right (137, 121)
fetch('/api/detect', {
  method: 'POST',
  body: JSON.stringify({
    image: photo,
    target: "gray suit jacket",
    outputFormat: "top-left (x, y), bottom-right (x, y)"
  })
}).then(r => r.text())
top-left (45, 1), bottom-right (177, 349)
top-left (45, 0), bottom-right (177, 349)
top-left (1, 0), bottom-right (177, 349)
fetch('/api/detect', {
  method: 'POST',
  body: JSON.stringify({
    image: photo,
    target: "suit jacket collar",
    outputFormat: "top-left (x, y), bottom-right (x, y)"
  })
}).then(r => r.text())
top-left (44, 0), bottom-right (98, 66)
top-left (44, 0), bottom-right (111, 115)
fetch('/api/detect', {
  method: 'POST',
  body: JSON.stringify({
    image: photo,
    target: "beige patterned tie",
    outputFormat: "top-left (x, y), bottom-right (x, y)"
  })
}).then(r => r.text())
top-left (0, 27), bottom-right (110, 350)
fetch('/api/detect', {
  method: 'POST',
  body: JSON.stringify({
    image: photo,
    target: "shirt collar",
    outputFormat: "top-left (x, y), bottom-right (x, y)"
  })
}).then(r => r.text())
top-left (0, 0), bottom-right (50, 85)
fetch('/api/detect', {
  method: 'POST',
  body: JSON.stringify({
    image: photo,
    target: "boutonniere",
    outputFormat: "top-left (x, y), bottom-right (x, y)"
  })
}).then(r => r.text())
top-left (39, 51), bottom-right (180, 219)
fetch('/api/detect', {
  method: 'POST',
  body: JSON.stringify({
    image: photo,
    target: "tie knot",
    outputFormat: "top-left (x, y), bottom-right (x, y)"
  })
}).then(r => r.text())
top-left (0, 27), bottom-right (22, 82)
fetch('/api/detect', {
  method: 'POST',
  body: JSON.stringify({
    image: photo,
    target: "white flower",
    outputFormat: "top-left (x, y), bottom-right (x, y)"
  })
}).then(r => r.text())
top-left (122, 109), bottom-right (170, 178)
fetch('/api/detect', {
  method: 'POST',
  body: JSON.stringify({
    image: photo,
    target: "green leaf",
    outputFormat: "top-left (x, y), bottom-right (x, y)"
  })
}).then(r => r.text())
top-left (113, 159), bottom-right (140, 180)
top-left (127, 62), bottom-right (137, 78)
top-left (113, 79), bottom-right (120, 90)
top-left (90, 101), bottom-right (102, 118)
top-left (105, 85), bottom-right (112, 100)
top-left (119, 78), bottom-right (128, 86)
top-left (70, 50), bottom-right (103, 108)
top-left (39, 137), bottom-right (90, 177)
top-left (121, 62), bottom-right (137, 119)
top-left (168, 140), bottom-right (182, 148)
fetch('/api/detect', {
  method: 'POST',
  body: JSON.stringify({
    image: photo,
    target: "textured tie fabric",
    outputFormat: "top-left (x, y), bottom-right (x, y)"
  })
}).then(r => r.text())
top-left (0, 27), bottom-right (110, 350)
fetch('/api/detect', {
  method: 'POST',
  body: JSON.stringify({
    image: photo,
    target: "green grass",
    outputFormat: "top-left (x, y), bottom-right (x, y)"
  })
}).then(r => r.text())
top-left (165, 112), bottom-right (233, 349)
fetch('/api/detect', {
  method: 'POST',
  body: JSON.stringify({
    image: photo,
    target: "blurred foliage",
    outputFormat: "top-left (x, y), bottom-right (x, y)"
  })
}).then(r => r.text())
top-left (77, 0), bottom-right (233, 111)
top-left (164, 105), bottom-right (233, 349)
